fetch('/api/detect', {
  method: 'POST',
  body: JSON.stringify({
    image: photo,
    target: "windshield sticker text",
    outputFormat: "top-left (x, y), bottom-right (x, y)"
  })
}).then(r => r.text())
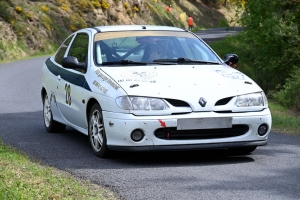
top-left (93, 80), bottom-right (108, 94)
top-left (95, 69), bottom-right (120, 90)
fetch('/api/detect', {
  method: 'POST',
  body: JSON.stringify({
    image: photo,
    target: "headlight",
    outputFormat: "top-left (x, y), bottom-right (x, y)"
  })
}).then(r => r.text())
top-left (235, 92), bottom-right (267, 107)
top-left (116, 96), bottom-right (170, 110)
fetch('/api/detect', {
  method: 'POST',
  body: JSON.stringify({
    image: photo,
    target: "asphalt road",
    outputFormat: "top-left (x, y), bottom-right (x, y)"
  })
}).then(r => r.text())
top-left (1, 37), bottom-right (300, 199)
top-left (195, 27), bottom-right (244, 42)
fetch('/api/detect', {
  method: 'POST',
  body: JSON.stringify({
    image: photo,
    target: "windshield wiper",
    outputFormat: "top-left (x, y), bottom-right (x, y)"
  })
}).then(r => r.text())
top-left (102, 60), bottom-right (148, 65)
top-left (153, 57), bottom-right (220, 65)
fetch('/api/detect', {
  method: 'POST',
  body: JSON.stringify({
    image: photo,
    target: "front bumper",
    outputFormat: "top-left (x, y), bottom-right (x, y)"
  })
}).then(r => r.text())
top-left (102, 109), bottom-right (272, 150)
top-left (108, 140), bottom-right (267, 151)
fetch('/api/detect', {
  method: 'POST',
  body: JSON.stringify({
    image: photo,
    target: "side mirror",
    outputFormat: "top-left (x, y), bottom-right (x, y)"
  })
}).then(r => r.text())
top-left (224, 54), bottom-right (238, 68)
top-left (62, 56), bottom-right (86, 70)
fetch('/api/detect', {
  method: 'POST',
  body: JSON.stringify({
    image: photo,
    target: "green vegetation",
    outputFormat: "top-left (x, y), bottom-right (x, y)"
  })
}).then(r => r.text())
top-left (269, 102), bottom-right (300, 135)
top-left (236, 0), bottom-right (300, 113)
top-left (209, 33), bottom-right (300, 136)
top-left (209, 0), bottom-right (300, 115)
top-left (0, 141), bottom-right (118, 200)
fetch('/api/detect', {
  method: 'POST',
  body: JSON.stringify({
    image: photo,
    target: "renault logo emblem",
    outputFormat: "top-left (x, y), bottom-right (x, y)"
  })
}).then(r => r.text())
top-left (199, 97), bottom-right (207, 107)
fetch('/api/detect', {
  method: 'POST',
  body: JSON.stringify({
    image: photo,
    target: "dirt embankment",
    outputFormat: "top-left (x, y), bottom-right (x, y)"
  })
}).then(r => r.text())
top-left (0, 0), bottom-right (237, 61)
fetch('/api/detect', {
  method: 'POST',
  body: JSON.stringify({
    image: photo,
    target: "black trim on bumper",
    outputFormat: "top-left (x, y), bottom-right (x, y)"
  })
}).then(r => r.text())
top-left (108, 140), bottom-right (267, 152)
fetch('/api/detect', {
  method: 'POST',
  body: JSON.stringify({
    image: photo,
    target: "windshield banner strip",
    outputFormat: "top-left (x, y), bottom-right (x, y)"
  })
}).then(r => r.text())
top-left (95, 31), bottom-right (194, 41)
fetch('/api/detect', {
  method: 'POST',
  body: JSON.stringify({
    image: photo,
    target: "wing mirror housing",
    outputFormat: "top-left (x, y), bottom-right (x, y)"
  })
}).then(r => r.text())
top-left (224, 54), bottom-right (238, 68)
top-left (62, 56), bottom-right (86, 70)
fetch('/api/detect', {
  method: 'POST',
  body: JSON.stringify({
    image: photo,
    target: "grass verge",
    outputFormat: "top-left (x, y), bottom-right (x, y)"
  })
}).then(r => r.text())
top-left (0, 141), bottom-right (119, 200)
top-left (269, 102), bottom-right (300, 135)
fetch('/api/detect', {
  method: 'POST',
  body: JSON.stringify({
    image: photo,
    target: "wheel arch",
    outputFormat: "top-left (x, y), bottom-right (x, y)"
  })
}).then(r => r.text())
top-left (41, 87), bottom-right (47, 103)
top-left (86, 98), bottom-right (101, 123)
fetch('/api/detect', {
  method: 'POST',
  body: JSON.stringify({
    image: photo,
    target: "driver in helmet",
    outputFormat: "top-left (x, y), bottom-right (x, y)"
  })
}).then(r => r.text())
top-left (148, 42), bottom-right (166, 61)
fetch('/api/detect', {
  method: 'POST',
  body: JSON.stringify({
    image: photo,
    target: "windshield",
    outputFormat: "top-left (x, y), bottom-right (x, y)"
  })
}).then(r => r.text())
top-left (94, 30), bottom-right (221, 65)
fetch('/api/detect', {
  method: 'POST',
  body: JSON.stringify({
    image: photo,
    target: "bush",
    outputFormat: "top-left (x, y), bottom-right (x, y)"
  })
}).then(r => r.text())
top-left (15, 6), bottom-right (22, 13)
top-left (239, 0), bottom-right (300, 93)
top-left (272, 68), bottom-right (300, 112)
top-left (101, 1), bottom-right (110, 10)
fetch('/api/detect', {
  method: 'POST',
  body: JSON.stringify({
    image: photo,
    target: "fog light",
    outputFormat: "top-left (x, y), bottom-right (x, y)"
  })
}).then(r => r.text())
top-left (258, 124), bottom-right (268, 136)
top-left (131, 129), bottom-right (144, 142)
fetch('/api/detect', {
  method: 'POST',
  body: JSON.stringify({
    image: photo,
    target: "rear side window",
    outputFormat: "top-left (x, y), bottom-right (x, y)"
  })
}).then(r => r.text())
top-left (55, 35), bottom-right (74, 65)
top-left (68, 33), bottom-right (89, 63)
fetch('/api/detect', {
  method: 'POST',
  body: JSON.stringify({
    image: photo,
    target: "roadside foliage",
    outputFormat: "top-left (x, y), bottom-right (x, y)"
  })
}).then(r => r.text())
top-left (236, 0), bottom-right (300, 112)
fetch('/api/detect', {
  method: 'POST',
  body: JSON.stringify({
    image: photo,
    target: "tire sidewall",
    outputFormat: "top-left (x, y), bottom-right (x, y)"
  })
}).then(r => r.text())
top-left (88, 103), bottom-right (108, 157)
top-left (43, 94), bottom-right (53, 132)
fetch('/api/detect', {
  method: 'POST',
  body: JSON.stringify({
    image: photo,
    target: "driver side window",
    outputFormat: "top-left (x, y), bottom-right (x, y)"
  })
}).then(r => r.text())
top-left (55, 35), bottom-right (74, 65)
top-left (68, 33), bottom-right (89, 64)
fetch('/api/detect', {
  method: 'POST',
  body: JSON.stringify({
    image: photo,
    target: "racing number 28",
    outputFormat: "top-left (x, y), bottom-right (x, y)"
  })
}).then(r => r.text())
top-left (65, 83), bottom-right (71, 105)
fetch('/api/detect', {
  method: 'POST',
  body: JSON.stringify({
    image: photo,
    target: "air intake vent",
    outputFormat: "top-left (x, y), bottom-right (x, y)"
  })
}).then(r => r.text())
top-left (164, 98), bottom-right (190, 107)
top-left (154, 125), bottom-right (249, 140)
top-left (215, 97), bottom-right (233, 106)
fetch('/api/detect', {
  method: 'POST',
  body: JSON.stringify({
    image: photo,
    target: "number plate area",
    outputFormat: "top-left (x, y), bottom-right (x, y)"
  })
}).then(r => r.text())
top-left (177, 117), bottom-right (232, 130)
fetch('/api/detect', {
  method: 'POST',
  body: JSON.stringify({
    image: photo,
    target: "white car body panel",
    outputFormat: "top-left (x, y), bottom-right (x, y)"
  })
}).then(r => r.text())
top-left (102, 109), bottom-right (271, 147)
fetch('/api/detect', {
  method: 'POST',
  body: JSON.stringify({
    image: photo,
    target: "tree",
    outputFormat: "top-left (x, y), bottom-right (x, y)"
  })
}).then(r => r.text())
top-left (239, 0), bottom-right (300, 93)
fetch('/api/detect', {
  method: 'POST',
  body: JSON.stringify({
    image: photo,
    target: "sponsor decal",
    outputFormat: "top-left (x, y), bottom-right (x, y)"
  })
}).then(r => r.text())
top-left (50, 91), bottom-right (57, 104)
top-left (49, 91), bottom-right (58, 107)
top-left (158, 119), bottom-right (166, 128)
top-left (95, 69), bottom-right (120, 90)
top-left (65, 83), bottom-right (71, 105)
top-left (215, 70), bottom-right (245, 80)
top-left (93, 80), bottom-right (108, 94)
top-left (119, 70), bottom-right (157, 83)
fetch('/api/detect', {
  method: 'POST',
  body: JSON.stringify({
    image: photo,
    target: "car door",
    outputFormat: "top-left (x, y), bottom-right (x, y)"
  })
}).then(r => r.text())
top-left (44, 34), bottom-right (75, 123)
top-left (55, 31), bottom-right (91, 129)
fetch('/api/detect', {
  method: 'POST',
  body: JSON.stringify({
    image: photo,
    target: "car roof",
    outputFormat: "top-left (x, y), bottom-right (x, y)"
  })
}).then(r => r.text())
top-left (91, 25), bottom-right (186, 32)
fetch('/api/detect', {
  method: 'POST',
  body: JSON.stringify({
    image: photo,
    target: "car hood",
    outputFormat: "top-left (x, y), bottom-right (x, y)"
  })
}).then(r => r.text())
top-left (100, 64), bottom-right (262, 111)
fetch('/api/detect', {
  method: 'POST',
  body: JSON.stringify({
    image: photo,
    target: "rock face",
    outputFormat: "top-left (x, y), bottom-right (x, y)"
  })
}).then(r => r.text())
top-left (0, 0), bottom-right (156, 61)
top-left (86, 0), bottom-right (150, 26)
top-left (0, 21), bottom-right (27, 61)
top-left (0, 0), bottom-right (235, 61)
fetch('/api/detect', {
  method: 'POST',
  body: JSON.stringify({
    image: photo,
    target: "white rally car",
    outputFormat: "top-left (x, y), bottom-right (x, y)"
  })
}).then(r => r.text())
top-left (41, 25), bottom-right (272, 158)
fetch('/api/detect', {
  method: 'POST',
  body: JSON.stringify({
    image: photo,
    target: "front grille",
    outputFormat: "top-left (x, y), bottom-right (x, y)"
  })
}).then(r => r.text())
top-left (164, 98), bottom-right (190, 107)
top-left (215, 97), bottom-right (233, 106)
top-left (214, 110), bottom-right (232, 113)
top-left (154, 125), bottom-right (249, 140)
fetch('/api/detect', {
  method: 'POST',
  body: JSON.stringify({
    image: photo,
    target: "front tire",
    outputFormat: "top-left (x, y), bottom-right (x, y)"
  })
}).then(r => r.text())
top-left (88, 103), bottom-right (109, 158)
top-left (43, 93), bottom-right (66, 133)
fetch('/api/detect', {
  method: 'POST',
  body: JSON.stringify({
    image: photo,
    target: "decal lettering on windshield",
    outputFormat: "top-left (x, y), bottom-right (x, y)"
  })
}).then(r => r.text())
top-left (120, 70), bottom-right (157, 83)
top-left (215, 70), bottom-right (245, 80)
top-left (95, 69), bottom-right (120, 90)
top-left (93, 80), bottom-right (108, 94)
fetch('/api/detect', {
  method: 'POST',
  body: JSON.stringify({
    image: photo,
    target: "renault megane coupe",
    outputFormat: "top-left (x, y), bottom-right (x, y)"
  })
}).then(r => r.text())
top-left (41, 25), bottom-right (272, 158)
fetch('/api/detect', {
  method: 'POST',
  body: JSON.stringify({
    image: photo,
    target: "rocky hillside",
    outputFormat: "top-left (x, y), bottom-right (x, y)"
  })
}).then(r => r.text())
top-left (0, 0), bottom-right (236, 61)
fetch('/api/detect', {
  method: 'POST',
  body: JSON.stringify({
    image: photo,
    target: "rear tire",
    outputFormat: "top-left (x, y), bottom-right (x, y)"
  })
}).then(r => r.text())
top-left (43, 93), bottom-right (66, 133)
top-left (88, 103), bottom-right (109, 158)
